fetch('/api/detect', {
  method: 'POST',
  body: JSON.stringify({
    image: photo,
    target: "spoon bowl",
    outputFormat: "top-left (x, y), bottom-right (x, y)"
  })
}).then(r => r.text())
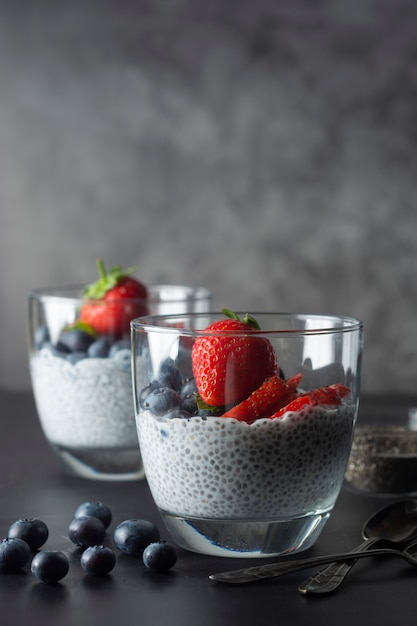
top-left (363, 499), bottom-right (417, 543)
top-left (298, 498), bottom-right (417, 595)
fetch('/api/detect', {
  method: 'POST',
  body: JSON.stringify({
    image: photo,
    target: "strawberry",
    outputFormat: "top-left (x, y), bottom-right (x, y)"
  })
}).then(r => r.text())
top-left (327, 383), bottom-right (351, 399)
top-left (80, 259), bottom-right (148, 336)
top-left (270, 395), bottom-right (313, 419)
top-left (191, 309), bottom-right (279, 407)
top-left (304, 383), bottom-right (350, 406)
top-left (270, 383), bottom-right (351, 419)
top-left (222, 375), bottom-right (300, 423)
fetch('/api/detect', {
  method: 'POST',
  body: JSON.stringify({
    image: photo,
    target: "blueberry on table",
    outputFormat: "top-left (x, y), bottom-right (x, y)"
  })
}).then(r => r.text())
top-left (8, 517), bottom-right (49, 551)
top-left (113, 519), bottom-right (160, 556)
top-left (142, 541), bottom-right (177, 572)
top-left (74, 501), bottom-right (112, 529)
top-left (80, 545), bottom-right (116, 576)
top-left (31, 550), bottom-right (69, 583)
top-left (144, 387), bottom-right (181, 416)
top-left (68, 515), bottom-right (106, 548)
top-left (0, 537), bottom-right (31, 573)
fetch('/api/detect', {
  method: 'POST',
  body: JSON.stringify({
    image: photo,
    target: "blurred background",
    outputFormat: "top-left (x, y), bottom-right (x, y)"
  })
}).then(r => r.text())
top-left (1, 0), bottom-right (416, 393)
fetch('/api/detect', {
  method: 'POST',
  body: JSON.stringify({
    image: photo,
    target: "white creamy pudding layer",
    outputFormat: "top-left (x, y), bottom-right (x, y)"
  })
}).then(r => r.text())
top-left (138, 404), bottom-right (356, 519)
top-left (30, 349), bottom-right (136, 448)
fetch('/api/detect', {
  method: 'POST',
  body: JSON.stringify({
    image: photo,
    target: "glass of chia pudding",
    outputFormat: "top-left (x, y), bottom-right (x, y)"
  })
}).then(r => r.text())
top-left (28, 283), bottom-right (212, 481)
top-left (131, 310), bottom-right (363, 557)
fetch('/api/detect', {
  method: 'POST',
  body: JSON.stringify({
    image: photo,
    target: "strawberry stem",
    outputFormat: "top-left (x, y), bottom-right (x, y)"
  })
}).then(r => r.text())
top-left (221, 308), bottom-right (240, 321)
top-left (221, 308), bottom-right (261, 330)
top-left (97, 258), bottom-right (107, 281)
top-left (83, 259), bottom-right (136, 299)
top-left (242, 313), bottom-right (260, 330)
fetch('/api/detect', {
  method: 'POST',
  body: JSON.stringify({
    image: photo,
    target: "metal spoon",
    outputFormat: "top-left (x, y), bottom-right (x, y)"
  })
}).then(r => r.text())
top-left (209, 540), bottom-right (417, 584)
top-left (298, 498), bottom-right (417, 595)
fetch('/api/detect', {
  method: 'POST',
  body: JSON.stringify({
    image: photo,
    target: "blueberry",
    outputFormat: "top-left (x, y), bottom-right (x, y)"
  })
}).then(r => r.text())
top-left (144, 387), bottom-right (181, 416)
top-left (181, 396), bottom-right (198, 414)
top-left (109, 339), bottom-right (131, 356)
top-left (109, 340), bottom-right (132, 370)
top-left (0, 537), bottom-right (31, 572)
top-left (157, 359), bottom-right (182, 391)
top-left (180, 378), bottom-right (197, 400)
top-left (88, 337), bottom-right (111, 358)
top-left (31, 550), bottom-right (69, 583)
top-left (180, 379), bottom-right (198, 414)
top-left (198, 407), bottom-right (223, 418)
top-left (34, 325), bottom-right (50, 349)
top-left (57, 327), bottom-right (96, 353)
top-left (111, 348), bottom-right (131, 371)
top-left (113, 519), bottom-right (160, 556)
top-left (142, 541), bottom-right (177, 572)
top-left (65, 351), bottom-right (87, 364)
top-left (54, 341), bottom-right (71, 356)
top-left (8, 518), bottom-right (49, 551)
top-left (68, 516), bottom-right (106, 548)
top-left (164, 409), bottom-right (192, 420)
top-left (80, 545), bottom-right (116, 576)
top-left (75, 501), bottom-right (112, 529)
top-left (139, 381), bottom-right (162, 409)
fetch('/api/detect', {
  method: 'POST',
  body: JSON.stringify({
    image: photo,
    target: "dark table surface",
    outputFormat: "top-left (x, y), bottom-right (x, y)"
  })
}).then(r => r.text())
top-left (1, 388), bottom-right (417, 626)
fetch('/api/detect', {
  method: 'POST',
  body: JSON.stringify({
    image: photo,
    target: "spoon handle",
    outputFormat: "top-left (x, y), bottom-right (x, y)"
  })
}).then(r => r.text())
top-left (209, 547), bottom-right (400, 584)
top-left (298, 537), bottom-right (380, 595)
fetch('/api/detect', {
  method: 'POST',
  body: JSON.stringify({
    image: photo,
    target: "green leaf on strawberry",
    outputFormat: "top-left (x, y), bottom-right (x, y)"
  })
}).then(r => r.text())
top-left (62, 320), bottom-right (98, 337)
top-left (221, 308), bottom-right (261, 330)
top-left (83, 259), bottom-right (137, 299)
top-left (80, 259), bottom-right (148, 337)
top-left (195, 395), bottom-right (223, 415)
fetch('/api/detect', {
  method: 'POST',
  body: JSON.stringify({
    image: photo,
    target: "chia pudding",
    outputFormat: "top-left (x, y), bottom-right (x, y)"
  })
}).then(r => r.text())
top-left (137, 403), bottom-right (356, 520)
top-left (30, 347), bottom-right (136, 450)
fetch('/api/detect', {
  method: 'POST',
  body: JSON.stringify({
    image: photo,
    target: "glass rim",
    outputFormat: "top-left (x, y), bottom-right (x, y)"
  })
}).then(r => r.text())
top-left (131, 311), bottom-right (364, 336)
top-left (29, 284), bottom-right (212, 305)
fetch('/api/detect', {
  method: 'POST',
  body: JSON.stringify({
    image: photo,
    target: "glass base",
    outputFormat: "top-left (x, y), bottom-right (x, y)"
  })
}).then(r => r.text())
top-left (159, 510), bottom-right (330, 558)
top-left (50, 443), bottom-right (145, 481)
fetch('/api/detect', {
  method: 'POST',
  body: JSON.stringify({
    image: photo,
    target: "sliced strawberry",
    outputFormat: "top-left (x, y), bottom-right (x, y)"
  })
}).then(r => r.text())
top-left (286, 373), bottom-right (303, 391)
top-left (327, 384), bottom-right (351, 399)
top-left (271, 383), bottom-right (351, 419)
top-left (222, 375), bottom-right (299, 424)
top-left (307, 384), bottom-right (350, 406)
top-left (270, 395), bottom-right (313, 419)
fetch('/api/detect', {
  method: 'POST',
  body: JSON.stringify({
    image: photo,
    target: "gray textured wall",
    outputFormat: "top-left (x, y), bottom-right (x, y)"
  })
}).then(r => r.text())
top-left (1, 0), bottom-right (416, 393)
